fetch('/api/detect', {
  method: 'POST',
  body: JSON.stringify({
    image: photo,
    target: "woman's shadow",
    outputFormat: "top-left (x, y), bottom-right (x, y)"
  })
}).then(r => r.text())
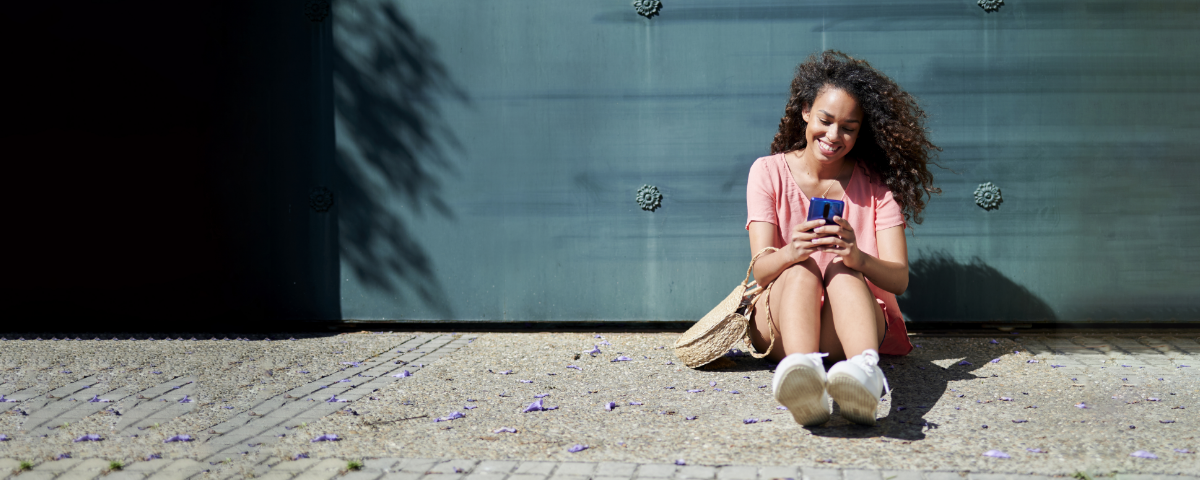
top-left (714, 343), bottom-right (1014, 440)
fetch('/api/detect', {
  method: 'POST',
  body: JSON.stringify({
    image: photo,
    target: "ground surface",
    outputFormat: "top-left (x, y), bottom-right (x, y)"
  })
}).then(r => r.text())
top-left (0, 330), bottom-right (1196, 479)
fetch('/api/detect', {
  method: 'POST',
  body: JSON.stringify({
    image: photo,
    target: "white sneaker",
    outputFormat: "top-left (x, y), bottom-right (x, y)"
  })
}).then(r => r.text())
top-left (772, 352), bottom-right (831, 426)
top-left (826, 349), bottom-right (890, 425)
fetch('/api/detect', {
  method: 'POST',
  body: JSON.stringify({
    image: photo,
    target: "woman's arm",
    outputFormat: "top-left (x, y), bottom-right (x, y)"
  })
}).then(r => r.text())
top-left (816, 221), bottom-right (909, 295)
top-left (748, 219), bottom-right (826, 287)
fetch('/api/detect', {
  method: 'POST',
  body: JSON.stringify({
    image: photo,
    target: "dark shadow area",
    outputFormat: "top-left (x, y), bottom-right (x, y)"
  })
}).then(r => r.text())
top-left (708, 340), bottom-right (1022, 441)
top-left (332, 0), bottom-right (467, 318)
top-left (898, 251), bottom-right (1058, 323)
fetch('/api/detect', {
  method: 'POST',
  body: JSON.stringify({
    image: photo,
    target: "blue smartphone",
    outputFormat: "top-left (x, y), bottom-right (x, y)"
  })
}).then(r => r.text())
top-left (806, 197), bottom-right (845, 230)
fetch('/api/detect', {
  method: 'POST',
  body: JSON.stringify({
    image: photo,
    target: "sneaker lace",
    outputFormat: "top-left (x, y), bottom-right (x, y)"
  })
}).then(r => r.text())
top-left (850, 351), bottom-right (890, 395)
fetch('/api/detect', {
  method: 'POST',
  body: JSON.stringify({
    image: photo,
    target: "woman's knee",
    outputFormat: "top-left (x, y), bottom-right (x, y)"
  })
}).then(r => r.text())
top-left (774, 258), bottom-right (823, 290)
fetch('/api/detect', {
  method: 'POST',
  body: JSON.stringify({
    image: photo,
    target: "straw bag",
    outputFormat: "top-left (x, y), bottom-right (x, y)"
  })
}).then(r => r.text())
top-left (674, 247), bottom-right (779, 368)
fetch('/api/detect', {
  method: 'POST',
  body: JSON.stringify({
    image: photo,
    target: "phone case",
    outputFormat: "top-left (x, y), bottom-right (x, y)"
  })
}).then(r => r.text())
top-left (806, 197), bottom-right (845, 226)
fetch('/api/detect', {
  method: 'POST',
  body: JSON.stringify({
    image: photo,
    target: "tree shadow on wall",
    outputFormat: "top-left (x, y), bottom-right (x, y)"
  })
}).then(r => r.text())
top-left (898, 251), bottom-right (1057, 322)
top-left (332, 0), bottom-right (467, 318)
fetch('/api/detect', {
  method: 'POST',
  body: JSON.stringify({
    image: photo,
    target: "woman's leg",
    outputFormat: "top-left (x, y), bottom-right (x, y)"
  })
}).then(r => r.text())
top-left (819, 261), bottom-right (886, 362)
top-left (749, 258), bottom-right (824, 362)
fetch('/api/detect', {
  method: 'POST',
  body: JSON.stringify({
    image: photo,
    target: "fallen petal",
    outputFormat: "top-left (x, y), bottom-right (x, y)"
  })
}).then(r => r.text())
top-left (1130, 450), bottom-right (1158, 459)
top-left (1012, 419), bottom-right (1028, 423)
top-left (523, 399), bottom-right (545, 413)
top-left (630, 401), bottom-right (643, 405)
top-left (1175, 448), bottom-right (1194, 453)
top-left (164, 435), bottom-right (192, 443)
top-left (960, 360), bottom-right (972, 366)
top-left (1026, 448), bottom-right (1045, 453)
top-left (493, 427), bottom-right (517, 434)
top-left (743, 418), bottom-right (758, 424)
top-left (567, 444), bottom-right (588, 453)
top-left (611, 356), bottom-right (631, 362)
top-left (990, 359), bottom-right (1000, 363)
top-left (605, 402), bottom-right (616, 411)
top-left (675, 459), bottom-right (687, 465)
top-left (311, 434), bottom-right (340, 442)
top-left (74, 434), bottom-right (102, 442)
top-left (434, 412), bottom-right (465, 422)
top-left (983, 450), bottom-right (1010, 458)
top-left (392, 370), bottom-right (412, 378)
top-left (567, 365), bottom-right (582, 371)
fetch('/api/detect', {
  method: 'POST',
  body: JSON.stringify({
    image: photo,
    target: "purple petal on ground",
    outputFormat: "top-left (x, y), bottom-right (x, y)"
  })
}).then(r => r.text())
top-left (340, 362), bottom-right (362, 367)
top-left (709, 381), bottom-right (717, 387)
top-left (599, 340), bottom-right (612, 346)
top-left (586, 346), bottom-right (601, 356)
top-left (759, 385), bottom-right (767, 388)
top-left (86, 395), bottom-right (112, 403)
top-left (338, 379), bottom-right (351, 383)
top-left (713, 388), bottom-right (723, 392)
top-left (567, 365), bottom-right (582, 371)
top-left (777, 406), bottom-right (788, 410)
top-left (326, 395), bottom-right (349, 403)
top-left (567, 444), bottom-right (588, 453)
top-left (434, 412), bottom-right (466, 422)
top-left (1130, 450), bottom-right (1158, 459)
top-left (152, 371), bottom-right (162, 374)
top-left (1122, 365), bottom-right (1131, 367)
top-left (311, 434), bottom-right (340, 442)
top-left (914, 344), bottom-right (922, 348)
top-left (164, 434), bottom-right (192, 443)
top-left (145, 453), bottom-right (162, 460)
top-left (1178, 365), bottom-right (1190, 368)
top-left (74, 434), bottom-right (102, 442)
top-left (1050, 365), bottom-right (1065, 368)
top-left (612, 356), bottom-right (631, 362)
top-left (989, 339), bottom-right (999, 344)
top-left (665, 361), bottom-right (674, 365)
top-left (178, 395), bottom-right (193, 403)
top-left (1027, 359), bottom-right (1039, 363)
top-left (1148, 397), bottom-right (1161, 401)
top-left (544, 406), bottom-right (559, 410)
top-left (523, 398), bottom-right (545, 413)
top-left (664, 386), bottom-right (675, 389)
top-left (605, 402), bottom-right (616, 411)
top-left (56, 453), bottom-right (71, 460)
top-left (743, 418), bottom-right (758, 424)
top-left (630, 401), bottom-right (643, 405)
top-left (534, 393), bottom-right (549, 398)
top-left (1012, 419), bottom-right (1028, 423)
top-left (519, 380), bottom-right (533, 383)
top-left (1160, 420), bottom-right (1175, 423)
top-left (1000, 397), bottom-right (1013, 401)
top-left (494, 427), bottom-right (518, 433)
top-left (1026, 448), bottom-right (1045, 453)
top-left (983, 450), bottom-right (1010, 458)
top-left (293, 453), bottom-right (309, 460)
top-left (990, 358), bottom-right (1000, 363)
top-left (1075, 403), bottom-right (1088, 409)
top-left (1175, 448), bottom-right (1194, 453)
top-left (300, 371), bottom-right (310, 374)
top-left (61, 370), bottom-right (71, 374)
top-left (466, 398), bottom-right (476, 402)
top-left (464, 406), bottom-right (477, 410)
top-left (730, 390), bottom-right (740, 394)
top-left (686, 416), bottom-right (698, 420)
top-left (0, 395), bottom-right (15, 402)
top-left (392, 370), bottom-right (412, 378)
top-left (675, 459), bottom-right (687, 465)
top-left (959, 360), bottom-right (972, 365)
top-left (687, 389), bottom-right (703, 393)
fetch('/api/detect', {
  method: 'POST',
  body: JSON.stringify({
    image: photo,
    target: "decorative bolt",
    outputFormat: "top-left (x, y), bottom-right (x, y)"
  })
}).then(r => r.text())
top-left (636, 184), bottom-right (663, 212)
top-left (310, 187), bottom-right (334, 212)
top-left (633, 0), bottom-right (663, 18)
top-left (304, 0), bottom-right (330, 22)
top-left (978, 0), bottom-right (1003, 13)
top-left (974, 182), bottom-right (1003, 210)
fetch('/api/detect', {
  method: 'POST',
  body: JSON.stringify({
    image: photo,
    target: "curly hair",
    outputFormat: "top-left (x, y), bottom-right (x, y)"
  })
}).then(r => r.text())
top-left (771, 50), bottom-right (941, 225)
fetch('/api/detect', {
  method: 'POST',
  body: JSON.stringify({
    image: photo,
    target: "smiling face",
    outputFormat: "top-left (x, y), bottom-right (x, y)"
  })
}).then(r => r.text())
top-left (801, 86), bottom-right (864, 164)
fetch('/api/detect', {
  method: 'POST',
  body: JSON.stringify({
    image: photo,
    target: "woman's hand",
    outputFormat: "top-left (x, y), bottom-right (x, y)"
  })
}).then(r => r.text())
top-left (784, 219), bottom-right (829, 264)
top-left (813, 216), bottom-right (866, 270)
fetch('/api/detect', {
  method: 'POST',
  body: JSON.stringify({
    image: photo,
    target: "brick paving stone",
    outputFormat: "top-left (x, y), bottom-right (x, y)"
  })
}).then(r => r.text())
top-left (255, 470), bottom-right (299, 480)
top-left (798, 467), bottom-right (842, 480)
top-left (715, 465), bottom-right (758, 480)
top-left (293, 458), bottom-right (348, 480)
top-left (145, 459), bottom-right (206, 480)
top-left (476, 460), bottom-right (520, 473)
top-left (362, 458), bottom-right (402, 472)
top-left (341, 470), bottom-right (386, 480)
top-left (428, 459), bottom-right (479, 474)
top-left (105, 471), bottom-right (151, 480)
top-left (514, 461), bottom-right (558, 475)
top-left (555, 461), bottom-right (596, 476)
top-left (966, 474), bottom-right (1012, 480)
top-left (842, 469), bottom-right (882, 480)
top-left (395, 458), bottom-right (441, 473)
top-left (634, 463), bottom-right (677, 477)
top-left (55, 458), bottom-right (112, 480)
top-left (596, 462), bottom-right (638, 476)
top-left (547, 475), bottom-right (591, 480)
top-left (8, 472), bottom-right (56, 480)
top-left (31, 458), bottom-right (83, 473)
top-left (595, 476), bottom-right (635, 480)
top-left (756, 465), bottom-right (798, 479)
top-left (677, 465), bottom-right (718, 479)
top-left (878, 470), bottom-right (923, 480)
top-left (463, 474), bottom-right (510, 480)
top-left (120, 459), bottom-right (173, 473)
top-left (924, 472), bottom-right (968, 480)
top-left (508, 475), bottom-right (549, 480)
top-left (267, 458), bottom-right (320, 473)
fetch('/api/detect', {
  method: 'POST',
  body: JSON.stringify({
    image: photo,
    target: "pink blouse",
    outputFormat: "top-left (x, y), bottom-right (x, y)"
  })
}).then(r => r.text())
top-left (746, 153), bottom-right (913, 356)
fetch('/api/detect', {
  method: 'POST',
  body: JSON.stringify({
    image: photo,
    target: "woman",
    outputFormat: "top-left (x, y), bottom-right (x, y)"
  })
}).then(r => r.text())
top-left (745, 51), bottom-right (940, 426)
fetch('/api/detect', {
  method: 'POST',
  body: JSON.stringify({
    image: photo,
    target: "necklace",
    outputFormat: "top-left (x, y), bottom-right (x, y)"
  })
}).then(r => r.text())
top-left (813, 160), bottom-right (849, 199)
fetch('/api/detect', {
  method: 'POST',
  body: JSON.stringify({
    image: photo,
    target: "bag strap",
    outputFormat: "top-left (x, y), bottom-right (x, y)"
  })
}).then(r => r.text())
top-left (741, 246), bottom-right (779, 359)
top-left (742, 247), bottom-right (779, 287)
top-left (744, 282), bottom-right (777, 358)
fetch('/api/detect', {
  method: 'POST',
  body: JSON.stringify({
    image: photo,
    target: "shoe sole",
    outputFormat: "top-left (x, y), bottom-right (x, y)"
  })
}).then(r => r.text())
top-left (827, 372), bottom-right (878, 425)
top-left (774, 365), bottom-right (830, 426)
